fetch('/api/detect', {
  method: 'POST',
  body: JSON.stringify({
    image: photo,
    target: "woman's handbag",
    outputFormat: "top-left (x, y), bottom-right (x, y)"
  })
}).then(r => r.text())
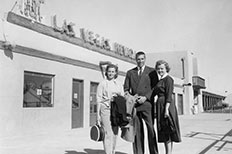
top-left (90, 124), bottom-right (105, 142)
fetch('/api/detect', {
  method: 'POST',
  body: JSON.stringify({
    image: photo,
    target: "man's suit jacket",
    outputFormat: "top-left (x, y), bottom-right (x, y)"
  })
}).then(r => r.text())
top-left (124, 66), bottom-right (159, 112)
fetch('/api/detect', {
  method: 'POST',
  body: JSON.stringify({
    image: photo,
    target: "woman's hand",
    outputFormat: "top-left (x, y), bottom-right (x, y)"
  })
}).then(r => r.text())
top-left (164, 109), bottom-right (170, 118)
top-left (110, 93), bottom-right (119, 102)
top-left (110, 96), bottom-right (115, 102)
top-left (97, 116), bottom-right (101, 126)
top-left (164, 103), bottom-right (170, 118)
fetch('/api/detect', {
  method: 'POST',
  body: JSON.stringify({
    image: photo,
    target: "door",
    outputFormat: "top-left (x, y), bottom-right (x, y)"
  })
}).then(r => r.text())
top-left (177, 94), bottom-right (184, 115)
top-left (89, 82), bottom-right (99, 126)
top-left (72, 79), bottom-right (84, 129)
top-left (194, 90), bottom-right (199, 105)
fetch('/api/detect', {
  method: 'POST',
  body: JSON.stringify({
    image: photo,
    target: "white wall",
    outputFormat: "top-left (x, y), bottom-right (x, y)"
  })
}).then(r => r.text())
top-left (146, 51), bottom-right (196, 115)
top-left (172, 76), bottom-right (184, 113)
top-left (225, 93), bottom-right (232, 106)
top-left (146, 51), bottom-right (188, 78)
top-left (1, 18), bottom-right (135, 73)
top-left (0, 18), bottom-right (134, 138)
top-left (0, 49), bottom-right (106, 137)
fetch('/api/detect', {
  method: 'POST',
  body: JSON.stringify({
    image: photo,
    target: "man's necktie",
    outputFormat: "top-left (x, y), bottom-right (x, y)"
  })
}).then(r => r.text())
top-left (139, 68), bottom-right (142, 77)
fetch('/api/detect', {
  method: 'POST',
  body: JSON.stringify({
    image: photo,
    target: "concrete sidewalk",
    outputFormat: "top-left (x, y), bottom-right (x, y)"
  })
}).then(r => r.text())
top-left (0, 113), bottom-right (231, 154)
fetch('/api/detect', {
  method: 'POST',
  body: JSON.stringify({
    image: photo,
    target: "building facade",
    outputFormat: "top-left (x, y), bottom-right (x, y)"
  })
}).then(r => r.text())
top-left (0, 12), bottom-right (187, 138)
top-left (146, 51), bottom-right (206, 115)
top-left (0, 12), bottom-right (137, 138)
top-left (1, 11), bottom-right (225, 138)
top-left (146, 51), bottom-right (226, 115)
top-left (202, 91), bottom-right (226, 111)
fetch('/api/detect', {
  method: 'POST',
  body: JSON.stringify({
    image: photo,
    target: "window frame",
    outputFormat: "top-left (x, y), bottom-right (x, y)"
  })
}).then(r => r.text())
top-left (23, 71), bottom-right (55, 108)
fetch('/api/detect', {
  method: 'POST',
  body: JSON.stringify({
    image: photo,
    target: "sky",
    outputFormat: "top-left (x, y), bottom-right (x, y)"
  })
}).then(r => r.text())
top-left (1, 0), bottom-right (232, 95)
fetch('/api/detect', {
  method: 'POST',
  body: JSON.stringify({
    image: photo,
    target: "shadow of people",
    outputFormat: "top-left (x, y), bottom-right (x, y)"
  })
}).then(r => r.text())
top-left (115, 152), bottom-right (128, 154)
top-left (65, 149), bottom-right (128, 154)
top-left (65, 149), bottom-right (104, 154)
top-left (65, 150), bottom-right (86, 154)
top-left (85, 148), bottom-right (128, 154)
top-left (84, 148), bottom-right (104, 154)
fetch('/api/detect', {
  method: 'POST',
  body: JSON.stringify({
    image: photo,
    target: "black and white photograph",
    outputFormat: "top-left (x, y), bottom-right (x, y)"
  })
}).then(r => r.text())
top-left (0, 0), bottom-right (232, 154)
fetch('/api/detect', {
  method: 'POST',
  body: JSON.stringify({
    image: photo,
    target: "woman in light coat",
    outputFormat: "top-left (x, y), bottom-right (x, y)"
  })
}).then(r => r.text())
top-left (97, 64), bottom-right (124, 154)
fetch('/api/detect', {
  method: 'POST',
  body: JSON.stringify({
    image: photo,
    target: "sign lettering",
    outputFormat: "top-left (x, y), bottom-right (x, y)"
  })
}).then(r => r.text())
top-left (51, 15), bottom-right (76, 37)
top-left (80, 28), bottom-right (111, 50)
top-left (80, 29), bottom-right (136, 59)
top-left (18, 0), bottom-right (45, 22)
top-left (114, 43), bottom-right (136, 59)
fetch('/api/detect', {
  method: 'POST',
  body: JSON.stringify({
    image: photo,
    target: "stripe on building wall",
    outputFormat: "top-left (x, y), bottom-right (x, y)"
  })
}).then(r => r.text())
top-left (0, 41), bottom-right (189, 86)
top-left (6, 12), bottom-right (136, 64)
top-left (174, 84), bottom-right (183, 88)
top-left (0, 41), bottom-right (126, 76)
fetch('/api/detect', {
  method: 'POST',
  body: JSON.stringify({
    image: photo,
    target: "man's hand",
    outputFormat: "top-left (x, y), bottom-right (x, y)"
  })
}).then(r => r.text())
top-left (136, 96), bottom-right (147, 104)
top-left (124, 91), bottom-right (130, 96)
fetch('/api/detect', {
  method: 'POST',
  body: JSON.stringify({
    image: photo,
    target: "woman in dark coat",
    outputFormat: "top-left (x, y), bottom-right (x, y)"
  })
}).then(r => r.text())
top-left (146, 60), bottom-right (181, 154)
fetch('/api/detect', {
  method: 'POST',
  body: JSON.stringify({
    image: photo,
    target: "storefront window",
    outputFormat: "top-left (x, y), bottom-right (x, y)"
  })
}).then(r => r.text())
top-left (23, 71), bottom-right (54, 107)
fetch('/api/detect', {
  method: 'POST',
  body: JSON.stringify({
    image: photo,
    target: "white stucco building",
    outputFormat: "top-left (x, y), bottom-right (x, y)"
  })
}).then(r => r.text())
top-left (146, 51), bottom-right (206, 115)
top-left (0, 11), bottom-right (225, 138)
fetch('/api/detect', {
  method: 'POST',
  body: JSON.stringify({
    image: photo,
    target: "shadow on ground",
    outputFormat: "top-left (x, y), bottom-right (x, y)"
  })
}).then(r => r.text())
top-left (185, 130), bottom-right (232, 154)
top-left (65, 149), bottom-right (128, 154)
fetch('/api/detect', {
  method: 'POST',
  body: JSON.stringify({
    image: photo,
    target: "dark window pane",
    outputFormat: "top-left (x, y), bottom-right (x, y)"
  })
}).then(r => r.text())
top-left (23, 71), bottom-right (54, 108)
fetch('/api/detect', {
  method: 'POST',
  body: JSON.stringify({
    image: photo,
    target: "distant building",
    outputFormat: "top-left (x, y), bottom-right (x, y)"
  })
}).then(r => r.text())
top-left (146, 51), bottom-right (225, 114)
top-left (225, 93), bottom-right (232, 106)
top-left (202, 91), bottom-right (226, 110)
top-left (146, 51), bottom-right (206, 115)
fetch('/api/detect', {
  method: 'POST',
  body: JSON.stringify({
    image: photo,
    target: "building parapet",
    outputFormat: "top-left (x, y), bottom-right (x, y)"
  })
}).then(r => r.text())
top-left (192, 76), bottom-right (206, 89)
top-left (0, 40), bottom-right (127, 77)
top-left (6, 12), bottom-right (136, 64)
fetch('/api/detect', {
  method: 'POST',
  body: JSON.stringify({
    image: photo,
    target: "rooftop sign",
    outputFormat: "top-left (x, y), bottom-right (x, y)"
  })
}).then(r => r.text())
top-left (80, 28), bottom-right (111, 51)
top-left (13, 1), bottom-right (136, 60)
top-left (80, 28), bottom-right (136, 59)
top-left (17, 0), bottom-right (45, 22)
top-left (51, 15), bottom-right (76, 37)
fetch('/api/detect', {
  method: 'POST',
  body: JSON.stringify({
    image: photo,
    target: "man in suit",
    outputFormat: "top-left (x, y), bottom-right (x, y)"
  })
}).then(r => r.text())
top-left (124, 51), bottom-right (159, 154)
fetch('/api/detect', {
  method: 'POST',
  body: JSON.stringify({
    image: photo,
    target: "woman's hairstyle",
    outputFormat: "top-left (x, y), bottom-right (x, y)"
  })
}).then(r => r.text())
top-left (155, 60), bottom-right (171, 73)
top-left (105, 64), bottom-right (118, 79)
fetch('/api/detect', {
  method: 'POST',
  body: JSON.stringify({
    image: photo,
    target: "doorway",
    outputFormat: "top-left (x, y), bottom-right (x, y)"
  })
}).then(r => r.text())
top-left (177, 94), bottom-right (184, 115)
top-left (72, 79), bottom-right (84, 129)
top-left (89, 82), bottom-right (99, 126)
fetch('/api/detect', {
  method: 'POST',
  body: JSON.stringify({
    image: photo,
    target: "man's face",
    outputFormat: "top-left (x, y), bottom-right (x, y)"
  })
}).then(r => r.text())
top-left (136, 54), bottom-right (146, 68)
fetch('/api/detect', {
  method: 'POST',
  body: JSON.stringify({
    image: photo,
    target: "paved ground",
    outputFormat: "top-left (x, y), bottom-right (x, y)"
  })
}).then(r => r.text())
top-left (0, 113), bottom-right (232, 154)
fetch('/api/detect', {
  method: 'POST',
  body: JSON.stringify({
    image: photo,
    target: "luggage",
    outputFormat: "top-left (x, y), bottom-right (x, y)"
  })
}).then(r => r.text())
top-left (90, 124), bottom-right (105, 142)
